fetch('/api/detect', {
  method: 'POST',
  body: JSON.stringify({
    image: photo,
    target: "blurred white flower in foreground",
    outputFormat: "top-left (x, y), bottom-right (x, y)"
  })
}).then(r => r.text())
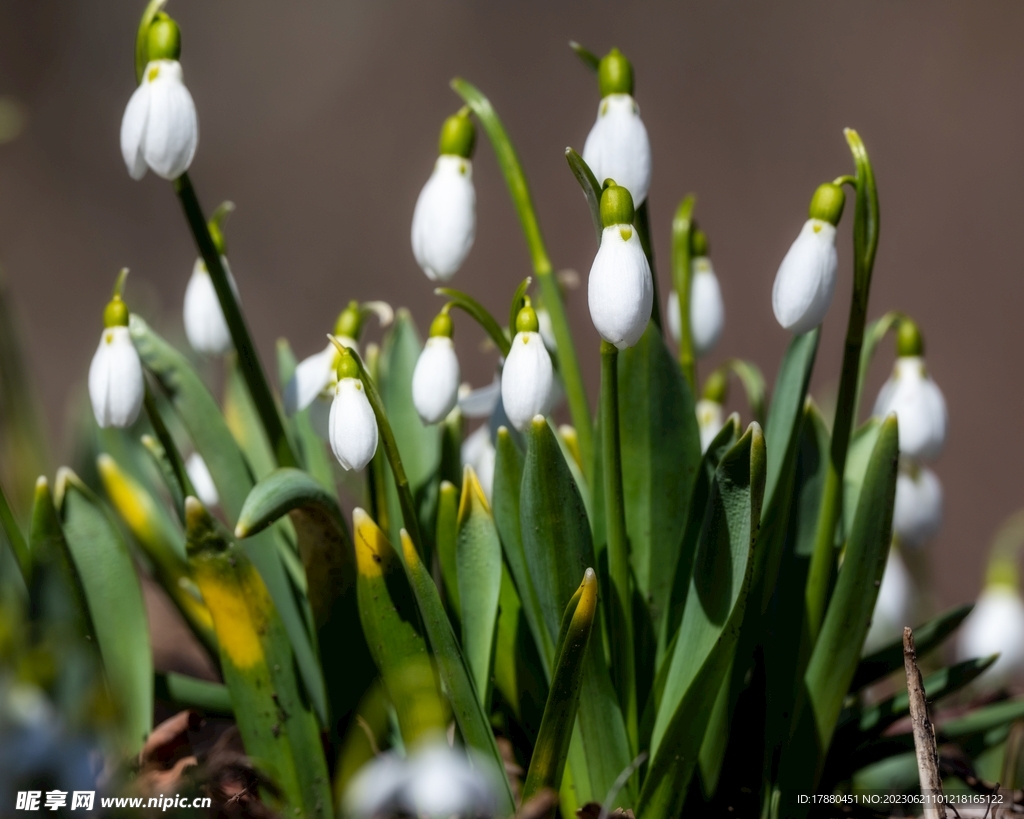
top-left (874, 356), bottom-right (947, 463)
top-left (183, 258), bottom-right (239, 356)
top-left (185, 453), bottom-right (218, 508)
top-left (958, 586), bottom-right (1024, 688)
top-left (893, 465), bottom-right (943, 548)
top-left (864, 549), bottom-right (913, 655)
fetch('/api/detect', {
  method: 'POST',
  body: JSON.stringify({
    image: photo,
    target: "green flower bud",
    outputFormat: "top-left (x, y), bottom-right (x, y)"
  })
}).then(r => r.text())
top-left (438, 109), bottom-right (476, 159)
top-left (702, 367), bottom-right (729, 404)
top-left (515, 301), bottom-right (540, 335)
top-left (598, 47), bottom-right (634, 97)
top-left (429, 308), bottom-right (454, 339)
top-left (207, 201), bottom-right (234, 257)
top-left (147, 13), bottom-right (182, 63)
top-left (600, 182), bottom-right (635, 228)
top-left (104, 297), bottom-right (130, 328)
top-left (896, 318), bottom-right (925, 357)
top-left (334, 300), bottom-right (362, 340)
top-left (691, 226), bottom-right (709, 258)
top-left (808, 182), bottom-right (845, 226)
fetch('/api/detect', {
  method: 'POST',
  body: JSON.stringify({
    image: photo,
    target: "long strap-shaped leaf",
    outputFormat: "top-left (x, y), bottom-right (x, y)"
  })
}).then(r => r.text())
top-left (186, 498), bottom-right (332, 818)
top-left (130, 315), bottom-right (327, 726)
top-left (522, 568), bottom-right (598, 802)
top-left (0, 477), bottom-right (29, 582)
top-left (639, 424), bottom-right (766, 819)
top-left (56, 469), bottom-right (153, 755)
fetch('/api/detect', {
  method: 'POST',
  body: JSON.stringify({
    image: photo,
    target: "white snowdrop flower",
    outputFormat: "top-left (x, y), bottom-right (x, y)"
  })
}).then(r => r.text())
top-left (696, 399), bottom-right (725, 454)
top-left (120, 56), bottom-right (198, 181)
top-left (863, 549), bottom-right (914, 655)
top-left (461, 425), bottom-right (497, 502)
top-left (183, 257), bottom-right (241, 356)
top-left (582, 49), bottom-right (651, 206)
top-left (343, 752), bottom-right (408, 819)
top-left (329, 364), bottom-right (378, 472)
top-left (588, 184), bottom-right (653, 350)
top-left (958, 585), bottom-right (1024, 687)
top-left (893, 466), bottom-right (943, 548)
top-left (537, 307), bottom-right (557, 352)
top-left (667, 230), bottom-right (724, 357)
top-left (771, 183), bottom-right (846, 335)
top-left (185, 453), bottom-right (218, 508)
top-left (873, 356), bottom-right (947, 463)
top-left (411, 111), bottom-right (477, 282)
top-left (501, 303), bottom-right (554, 432)
top-left (412, 312), bottom-right (461, 425)
top-left (89, 278), bottom-right (144, 429)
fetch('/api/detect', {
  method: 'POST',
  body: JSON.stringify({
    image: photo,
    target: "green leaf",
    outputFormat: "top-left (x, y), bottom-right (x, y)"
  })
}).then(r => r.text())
top-left (397, 528), bottom-right (516, 816)
top-left (186, 498), bottom-right (333, 818)
top-left (0, 478), bottom-right (28, 582)
top-left (723, 358), bottom-right (768, 429)
top-left (455, 467), bottom-right (503, 707)
top-left (851, 604), bottom-right (974, 691)
top-left (639, 424), bottom-right (766, 819)
top-left (522, 569), bottom-right (598, 801)
top-left (569, 40), bottom-right (600, 72)
top-left (130, 315), bottom-right (327, 726)
top-left (436, 480), bottom-right (460, 619)
top-left (97, 454), bottom-right (217, 657)
top-left (155, 672), bottom-right (233, 716)
top-left (618, 324), bottom-right (701, 632)
top-left (494, 427), bottom-right (553, 675)
top-left (565, 148), bottom-right (602, 243)
top-left (842, 418), bottom-right (882, 542)
top-left (56, 469), bottom-right (153, 755)
top-left (224, 353), bottom-right (277, 481)
top-left (780, 414), bottom-right (898, 796)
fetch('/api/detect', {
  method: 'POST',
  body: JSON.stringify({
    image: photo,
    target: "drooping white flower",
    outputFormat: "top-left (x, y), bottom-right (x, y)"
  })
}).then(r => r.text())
top-left (696, 399), bottom-right (725, 454)
top-left (588, 222), bottom-right (653, 350)
top-left (863, 549), bottom-right (914, 655)
top-left (667, 257), bottom-right (725, 358)
top-left (284, 337), bottom-right (356, 439)
top-left (461, 425), bottom-right (496, 502)
top-left (771, 219), bottom-right (838, 335)
top-left (89, 325), bottom-right (144, 429)
top-left (412, 336), bottom-right (461, 425)
top-left (958, 586), bottom-right (1024, 687)
top-left (583, 94), bottom-right (652, 207)
top-left (893, 466), bottom-right (943, 548)
top-left (185, 452), bottom-right (219, 508)
top-left (501, 331), bottom-right (554, 432)
top-left (411, 156), bottom-right (476, 282)
top-left (120, 60), bottom-right (198, 181)
top-left (329, 377), bottom-right (378, 471)
top-left (183, 257), bottom-right (240, 356)
top-left (873, 357), bottom-right (948, 463)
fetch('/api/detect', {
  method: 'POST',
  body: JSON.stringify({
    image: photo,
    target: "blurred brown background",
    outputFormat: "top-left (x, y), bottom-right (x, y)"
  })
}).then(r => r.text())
top-left (0, 1), bottom-right (1020, 610)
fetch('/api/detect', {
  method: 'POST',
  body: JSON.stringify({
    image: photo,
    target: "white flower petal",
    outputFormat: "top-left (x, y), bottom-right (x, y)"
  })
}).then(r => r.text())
top-left (138, 60), bottom-right (198, 181)
top-left (893, 467), bottom-right (943, 548)
top-left (461, 425), bottom-right (496, 502)
top-left (771, 219), bottom-right (838, 334)
top-left (329, 378), bottom-right (378, 471)
top-left (458, 375), bottom-right (501, 419)
top-left (308, 395), bottom-right (333, 441)
top-left (696, 399), bottom-right (725, 453)
top-left (412, 336), bottom-right (461, 425)
top-left (588, 224), bottom-right (653, 349)
top-left (183, 258), bottom-right (237, 355)
top-left (343, 752), bottom-right (407, 819)
top-left (958, 587), bottom-right (1024, 687)
top-left (873, 357), bottom-right (948, 462)
top-left (501, 331), bottom-right (554, 431)
top-left (668, 258), bottom-right (725, 357)
top-left (402, 743), bottom-right (497, 818)
top-left (88, 326), bottom-right (144, 429)
top-left (120, 81), bottom-right (151, 180)
top-left (537, 307), bottom-right (557, 352)
top-left (284, 343), bottom-right (338, 415)
top-left (185, 452), bottom-right (219, 508)
top-left (411, 155), bottom-right (476, 282)
top-left (863, 549), bottom-right (914, 655)
top-left (582, 94), bottom-right (652, 206)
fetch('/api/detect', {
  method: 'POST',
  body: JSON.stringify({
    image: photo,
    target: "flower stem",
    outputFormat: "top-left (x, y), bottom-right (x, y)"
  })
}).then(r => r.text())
top-left (434, 286), bottom-right (511, 357)
top-left (600, 339), bottom-right (638, 752)
top-left (452, 79), bottom-right (594, 481)
top-left (143, 385), bottom-right (195, 504)
top-left (635, 201), bottom-right (662, 330)
top-left (805, 129), bottom-right (880, 643)
top-left (173, 172), bottom-right (298, 469)
top-left (671, 195), bottom-right (697, 390)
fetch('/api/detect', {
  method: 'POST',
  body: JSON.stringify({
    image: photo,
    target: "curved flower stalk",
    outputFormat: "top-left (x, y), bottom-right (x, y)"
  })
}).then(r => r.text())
top-left (327, 337), bottom-right (378, 471)
top-left (121, 12), bottom-right (197, 181)
top-left (412, 109), bottom-right (477, 282)
top-left (772, 182), bottom-right (844, 334)
top-left (588, 183), bottom-right (653, 349)
top-left (582, 48), bottom-right (652, 207)
top-left (183, 202), bottom-right (238, 356)
top-left (667, 227), bottom-right (723, 358)
top-left (89, 270), bottom-right (144, 429)
top-left (412, 307), bottom-right (461, 425)
top-left (501, 301), bottom-right (554, 431)
top-left (284, 301), bottom-right (392, 438)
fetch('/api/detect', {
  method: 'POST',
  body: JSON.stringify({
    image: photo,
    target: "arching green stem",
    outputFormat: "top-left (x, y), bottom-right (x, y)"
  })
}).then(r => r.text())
top-left (805, 129), bottom-right (880, 643)
top-left (452, 78), bottom-right (594, 481)
top-left (173, 172), bottom-right (298, 469)
top-left (671, 195), bottom-right (697, 389)
top-left (434, 287), bottom-right (511, 357)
